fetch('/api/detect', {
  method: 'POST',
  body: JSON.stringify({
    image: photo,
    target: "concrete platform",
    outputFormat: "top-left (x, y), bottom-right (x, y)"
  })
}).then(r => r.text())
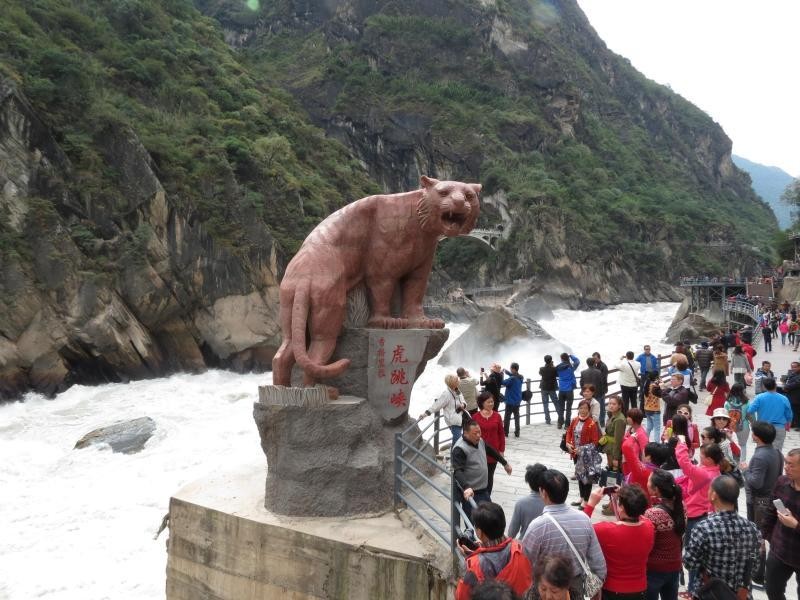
top-left (165, 462), bottom-right (452, 600)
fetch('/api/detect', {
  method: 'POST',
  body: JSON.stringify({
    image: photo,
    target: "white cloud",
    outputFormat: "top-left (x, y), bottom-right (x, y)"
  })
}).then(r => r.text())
top-left (576, 0), bottom-right (800, 177)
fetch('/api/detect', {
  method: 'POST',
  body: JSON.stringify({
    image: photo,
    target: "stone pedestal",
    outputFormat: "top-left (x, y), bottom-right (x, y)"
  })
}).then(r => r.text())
top-left (165, 463), bottom-right (452, 600)
top-left (256, 327), bottom-right (448, 516)
top-left (255, 394), bottom-right (404, 516)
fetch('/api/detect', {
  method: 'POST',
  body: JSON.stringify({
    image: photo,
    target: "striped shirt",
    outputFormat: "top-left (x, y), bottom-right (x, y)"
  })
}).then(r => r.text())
top-left (522, 504), bottom-right (607, 588)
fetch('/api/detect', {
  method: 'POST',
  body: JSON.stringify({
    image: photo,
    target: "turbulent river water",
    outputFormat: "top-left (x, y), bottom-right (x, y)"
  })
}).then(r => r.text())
top-left (0, 301), bottom-right (677, 600)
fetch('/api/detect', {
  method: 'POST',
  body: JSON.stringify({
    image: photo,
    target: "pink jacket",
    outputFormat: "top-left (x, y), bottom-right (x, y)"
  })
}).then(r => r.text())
top-left (675, 441), bottom-right (719, 518)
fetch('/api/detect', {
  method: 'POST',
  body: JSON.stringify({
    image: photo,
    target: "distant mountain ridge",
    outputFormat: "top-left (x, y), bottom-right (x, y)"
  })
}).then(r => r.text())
top-left (732, 155), bottom-right (796, 228)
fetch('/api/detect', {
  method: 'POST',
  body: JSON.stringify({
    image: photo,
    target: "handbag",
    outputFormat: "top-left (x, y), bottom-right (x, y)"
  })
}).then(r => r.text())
top-left (545, 514), bottom-right (603, 599)
top-left (627, 362), bottom-right (640, 386)
top-left (698, 556), bottom-right (751, 600)
top-left (560, 432), bottom-right (568, 453)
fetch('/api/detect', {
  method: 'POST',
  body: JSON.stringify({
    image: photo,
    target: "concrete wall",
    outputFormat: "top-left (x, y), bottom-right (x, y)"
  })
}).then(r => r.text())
top-left (165, 463), bottom-right (452, 600)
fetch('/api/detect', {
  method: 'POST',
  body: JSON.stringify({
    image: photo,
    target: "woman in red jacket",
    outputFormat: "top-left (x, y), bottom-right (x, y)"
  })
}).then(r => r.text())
top-left (705, 369), bottom-right (730, 415)
top-left (584, 484), bottom-right (655, 599)
top-left (472, 391), bottom-right (505, 495)
top-left (566, 400), bottom-right (601, 507)
top-left (621, 436), bottom-right (661, 497)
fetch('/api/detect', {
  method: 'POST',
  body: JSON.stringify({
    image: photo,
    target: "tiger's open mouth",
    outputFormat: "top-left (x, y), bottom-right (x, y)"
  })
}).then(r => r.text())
top-left (442, 209), bottom-right (468, 228)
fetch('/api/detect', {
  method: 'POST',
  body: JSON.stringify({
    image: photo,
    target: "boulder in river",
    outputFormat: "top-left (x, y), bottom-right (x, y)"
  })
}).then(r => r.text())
top-left (438, 307), bottom-right (554, 368)
top-left (74, 416), bottom-right (156, 454)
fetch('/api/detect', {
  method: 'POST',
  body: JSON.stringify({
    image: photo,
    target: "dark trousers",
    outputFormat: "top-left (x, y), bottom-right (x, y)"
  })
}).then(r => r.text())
top-left (749, 496), bottom-right (771, 582)
top-left (698, 367), bottom-right (710, 389)
top-left (504, 404), bottom-right (520, 436)
top-left (791, 400), bottom-right (800, 428)
top-left (486, 462), bottom-right (498, 496)
top-left (541, 390), bottom-right (556, 423)
top-left (578, 479), bottom-right (592, 501)
top-left (598, 394), bottom-right (607, 427)
top-left (765, 336), bottom-right (772, 351)
top-left (646, 570), bottom-right (679, 600)
top-left (461, 488), bottom-right (491, 524)
top-left (621, 385), bottom-right (639, 412)
top-left (685, 514), bottom-right (708, 592)
top-left (765, 552), bottom-right (800, 600)
top-left (557, 390), bottom-right (575, 425)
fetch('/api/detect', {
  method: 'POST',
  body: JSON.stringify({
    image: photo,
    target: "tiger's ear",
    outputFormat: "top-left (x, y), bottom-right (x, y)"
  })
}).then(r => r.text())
top-left (469, 183), bottom-right (482, 195)
top-left (420, 175), bottom-right (439, 189)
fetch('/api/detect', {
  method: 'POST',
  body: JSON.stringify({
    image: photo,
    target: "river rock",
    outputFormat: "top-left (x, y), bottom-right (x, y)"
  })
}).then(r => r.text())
top-left (74, 416), bottom-right (157, 454)
top-left (438, 307), bottom-right (552, 367)
top-left (664, 314), bottom-right (721, 344)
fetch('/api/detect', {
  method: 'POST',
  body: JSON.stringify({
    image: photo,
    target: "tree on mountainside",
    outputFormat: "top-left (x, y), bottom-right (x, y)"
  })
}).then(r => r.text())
top-left (782, 178), bottom-right (800, 228)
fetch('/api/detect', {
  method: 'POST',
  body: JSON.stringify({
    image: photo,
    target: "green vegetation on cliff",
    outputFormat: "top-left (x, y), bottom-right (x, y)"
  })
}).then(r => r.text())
top-left (0, 0), bottom-right (376, 259)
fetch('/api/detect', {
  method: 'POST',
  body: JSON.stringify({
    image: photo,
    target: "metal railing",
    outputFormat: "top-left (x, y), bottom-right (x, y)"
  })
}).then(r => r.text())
top-left (394, 413), bottom-right (467, 571)
top-left (721, 299), bottom-right (761, 324)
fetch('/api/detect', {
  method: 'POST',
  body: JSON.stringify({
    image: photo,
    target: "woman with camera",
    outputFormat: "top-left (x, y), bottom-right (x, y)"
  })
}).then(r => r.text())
top-left (583, 484), bottom-right (655, 600)
top-left (419, 373), bottom-right (466, 443)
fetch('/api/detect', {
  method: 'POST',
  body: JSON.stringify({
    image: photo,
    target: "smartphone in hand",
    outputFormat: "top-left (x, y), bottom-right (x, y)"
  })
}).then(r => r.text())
top-left (774, 498), bottom-right (789, 515)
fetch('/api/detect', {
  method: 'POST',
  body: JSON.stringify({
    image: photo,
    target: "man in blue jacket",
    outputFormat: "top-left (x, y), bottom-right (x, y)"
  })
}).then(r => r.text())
top-left (555, 353), bottom-right (580, 429)
top-left (636, 345), bottom-right (660, 403)
top-left (503, 362), bottom-right (524, 438)
top-left (748, 376), bottom-right (794, 451)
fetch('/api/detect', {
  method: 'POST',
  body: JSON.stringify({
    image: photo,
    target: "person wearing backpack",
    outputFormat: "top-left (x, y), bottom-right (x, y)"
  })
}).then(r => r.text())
top-left (456, 502), bottom-right (532, 600)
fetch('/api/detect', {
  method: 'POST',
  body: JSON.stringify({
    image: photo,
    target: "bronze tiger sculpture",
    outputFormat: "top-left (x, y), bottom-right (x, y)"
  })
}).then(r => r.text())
top-left (272, 176), bottom-right (481, 386)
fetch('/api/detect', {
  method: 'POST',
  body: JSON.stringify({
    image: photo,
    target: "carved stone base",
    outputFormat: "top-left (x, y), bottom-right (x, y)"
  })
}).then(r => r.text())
top-left (254, 395), bottom-right (408, 516)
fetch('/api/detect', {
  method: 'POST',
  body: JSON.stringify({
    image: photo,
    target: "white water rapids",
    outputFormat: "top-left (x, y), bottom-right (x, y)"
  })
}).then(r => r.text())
top-left (0, 302), bottom-right (677, 600)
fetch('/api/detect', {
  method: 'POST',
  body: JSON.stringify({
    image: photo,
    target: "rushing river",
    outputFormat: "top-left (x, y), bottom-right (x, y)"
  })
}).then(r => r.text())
top-left (0, 302), bottom-right (677, 600)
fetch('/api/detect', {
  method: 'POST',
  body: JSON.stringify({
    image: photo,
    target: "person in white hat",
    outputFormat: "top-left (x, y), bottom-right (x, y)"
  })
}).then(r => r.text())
top-left (710, 408), bottom-right (741, 462)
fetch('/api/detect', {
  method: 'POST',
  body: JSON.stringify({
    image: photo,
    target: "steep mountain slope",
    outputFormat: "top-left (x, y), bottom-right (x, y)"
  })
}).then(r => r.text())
top-left (0, 0), bottom-right (781, 397)
top-left (200, 0), bottom-right (778, 305)
top-left (0, 0), bottom-right (376, 398)
top-left (732, 155), bottom-right (795, 228)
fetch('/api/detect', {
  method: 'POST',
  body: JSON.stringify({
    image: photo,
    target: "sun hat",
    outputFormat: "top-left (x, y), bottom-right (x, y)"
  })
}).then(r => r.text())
top-left (711, 408), bottom-right (731, 422)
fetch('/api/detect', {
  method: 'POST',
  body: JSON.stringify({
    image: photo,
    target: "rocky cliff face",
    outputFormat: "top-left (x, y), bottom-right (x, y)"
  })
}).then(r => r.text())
top-left (0, 79), bottom-right (281, 398)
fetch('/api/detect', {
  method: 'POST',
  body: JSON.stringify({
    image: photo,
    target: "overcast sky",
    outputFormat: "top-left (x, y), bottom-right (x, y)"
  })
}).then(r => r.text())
top-left (576, 0), bottom-right (800, 178)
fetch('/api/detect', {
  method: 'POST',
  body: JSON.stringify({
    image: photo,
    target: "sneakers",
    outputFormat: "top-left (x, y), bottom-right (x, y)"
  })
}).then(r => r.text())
top-left (570, 500), bottom-right (583, 507)
top-left (678, 592), bottom-right (692, 600)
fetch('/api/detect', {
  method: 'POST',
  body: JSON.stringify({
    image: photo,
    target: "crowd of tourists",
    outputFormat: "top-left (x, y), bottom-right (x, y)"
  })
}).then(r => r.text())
top-left (430, 341), bottom-right (800, 600)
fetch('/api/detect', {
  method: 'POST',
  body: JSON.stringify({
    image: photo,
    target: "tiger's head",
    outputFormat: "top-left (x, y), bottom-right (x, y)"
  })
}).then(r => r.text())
top-left (416, 176), bottom-right (481, 237)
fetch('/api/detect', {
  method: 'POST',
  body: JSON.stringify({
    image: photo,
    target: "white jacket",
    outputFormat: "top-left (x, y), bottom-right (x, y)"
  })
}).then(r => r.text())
top-left (617, 359), bottom-right (640, 387)
top-left (427, 388), bottom-right (466, 427)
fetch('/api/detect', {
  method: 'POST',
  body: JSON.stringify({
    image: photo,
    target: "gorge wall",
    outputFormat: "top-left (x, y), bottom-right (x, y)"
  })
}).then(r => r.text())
top-left (0, 0), bottom-right (779, 397)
